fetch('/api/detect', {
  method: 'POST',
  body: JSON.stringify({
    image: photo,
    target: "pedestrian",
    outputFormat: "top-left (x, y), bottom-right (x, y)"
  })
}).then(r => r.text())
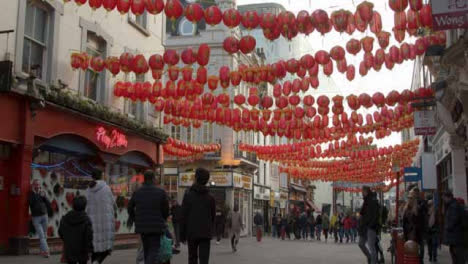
top-left (299, 211), bottom-right (308, 240)
top-left (344, 213), bottom-right (352, 243)
top-left (230, 205), bottom-right (243, 252)
top-left (59, 196), bottom-right (93, 264)
top-left (331, 212), bottom-right (339, 243)
top-left (29, 179), bottom-right (52, 258)
top-left (442, 192), bottom-right (465, 264)
top-left (170, 200), bottom-right (182, 249)
top-left (308, 211), bottom-right (316, 240)
top-left (351, 213), bottom-right (358, 243)
top-left (86, 168), bottom-right (115, 264)
top-left (322, 213), bottom-right (330, 242)
top-left (426, 199), bottom-right (439, 263)
top-left (358, 186), bottom-right (379, 264)
top-left (215, 206), bottom-right (226, 245)
top-left (338, 212), bottom-right (345, 243)
top-left (127, 170), bottom-right (170, 264)
top-left (271, 213), bottom-right (279, 239)
top-left (403, 190), bottom-right (425, 264)
top-left (180, 168), bottom-right (216, 264)
top-left (280, 215), bottom-right (288, 240)
top-left (412, 188), bottom-right (429, 264)
top-left (254, 211), bottom-right (264, 242)
top-left (315, 214), bottom-right (322, 241)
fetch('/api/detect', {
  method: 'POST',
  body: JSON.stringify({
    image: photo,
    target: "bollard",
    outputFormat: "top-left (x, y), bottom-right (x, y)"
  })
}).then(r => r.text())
top-left (403, 240), bottom-right (420, 264)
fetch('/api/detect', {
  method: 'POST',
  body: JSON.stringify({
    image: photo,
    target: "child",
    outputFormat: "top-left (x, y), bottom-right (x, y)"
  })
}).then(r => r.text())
top-left (59, 196), bottom-right (93, 264)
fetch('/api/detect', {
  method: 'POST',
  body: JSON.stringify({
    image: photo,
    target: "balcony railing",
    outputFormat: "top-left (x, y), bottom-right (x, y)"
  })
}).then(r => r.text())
top-left (234, 144), bottom-right (257, 163)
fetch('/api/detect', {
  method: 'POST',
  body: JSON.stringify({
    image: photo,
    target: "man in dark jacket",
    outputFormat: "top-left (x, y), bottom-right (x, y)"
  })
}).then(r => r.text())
top-left (171, 200), bottom-right (183, 248)
top-left (442, 192), bottom-right (465, 264)
top-left (180, 168), bottom-right (216, 264)
top-left (359, 186), bottom-right (379, 264)
top-left (59, 196), bottom-right (93, 264)
top-left (214, 207), bottom-right (226, 244)
top-left (128, 170), bottom-right (170, 264)
top-left (254, 212), bottom-right (264, 241)
top-left (29, 179), bottom-right (52, 258)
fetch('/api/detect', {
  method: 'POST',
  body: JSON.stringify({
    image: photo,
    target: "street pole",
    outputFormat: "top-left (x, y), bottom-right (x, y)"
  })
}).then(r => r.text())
top-left (395, 171), bottom-right (400, 225)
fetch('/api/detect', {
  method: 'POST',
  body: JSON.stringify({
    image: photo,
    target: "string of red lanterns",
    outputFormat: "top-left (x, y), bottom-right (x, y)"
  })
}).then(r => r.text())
top-left (163, 137), bottom-right (221, 158)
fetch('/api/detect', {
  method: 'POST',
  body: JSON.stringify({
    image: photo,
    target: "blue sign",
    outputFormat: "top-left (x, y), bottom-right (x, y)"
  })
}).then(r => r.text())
top-left (404, 167), bottom-right (422, 182)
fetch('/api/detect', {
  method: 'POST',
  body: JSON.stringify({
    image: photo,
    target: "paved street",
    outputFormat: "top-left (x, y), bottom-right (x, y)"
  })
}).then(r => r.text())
top-left (0, 235), bottom-right (451, 264)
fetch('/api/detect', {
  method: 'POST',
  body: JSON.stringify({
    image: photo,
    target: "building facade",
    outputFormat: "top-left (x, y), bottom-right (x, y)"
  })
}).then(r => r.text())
top-left (0, 0), bottom-right (167, 253)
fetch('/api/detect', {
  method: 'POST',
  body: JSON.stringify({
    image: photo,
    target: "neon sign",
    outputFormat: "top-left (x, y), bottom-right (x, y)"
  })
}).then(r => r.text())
top-left (96, 126), bottom-right (128, 149)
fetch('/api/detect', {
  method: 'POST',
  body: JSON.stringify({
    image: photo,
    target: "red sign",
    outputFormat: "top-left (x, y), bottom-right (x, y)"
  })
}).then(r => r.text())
top-left (432, 0), bottom-right (468, 30)
top-left (96, 126), bottom-right (128, 149)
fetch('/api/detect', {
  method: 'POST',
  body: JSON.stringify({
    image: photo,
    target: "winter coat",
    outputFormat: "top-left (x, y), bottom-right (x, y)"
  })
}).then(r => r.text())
top-left (59, 210), bottom-right (93, 263)
top-left (215, 211), bottom-right (226, 227)
top-left (322, 215), bottom-right (330, 229)
top-left (86, 180), bottom-right (115, 252)
top-left (180, 183), bottom-right (216, 241)
top-left (330, 215), bottom-right (338, 229)
top-left (344, 217), bottom-right (352, 230)
top-left (315, 215), bottom-right (322, 225)
top-left (230, 211), bottom-right (243, 235)
top-left (403, 208), bottom-right (422, 242)
top-left (254, 213), bottom-right (264, 226)
top-left (442, 199), bottom-right (464, 246)
top-left (299, 213), bottom-right (308, 228)
top-left (127, 183), bottom-right (169, 234)
top-left (29, 191), bottom-right (50, 217)
top-left (359, 192), bottom-right (379, 233)
top-left (170, 204), bottom-right (183, 224)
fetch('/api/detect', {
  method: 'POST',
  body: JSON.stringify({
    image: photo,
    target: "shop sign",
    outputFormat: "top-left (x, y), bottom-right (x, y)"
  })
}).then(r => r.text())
top-left (431, 0), bottom-right (468, 30)
top-left (269, 191), bottom-right (275, 207)
top-left (179, 171), bottom-right (232, 187)
top-left (414, 110), bottom-right (436, 136)
top-left (280, 191), bottom-right (288, 201)
top-left (96, 126), bottom-right (128, 149)
top-left (233, 174), bottom-right (252, 190)
top-left (254, 185), bottom-right (270, 200)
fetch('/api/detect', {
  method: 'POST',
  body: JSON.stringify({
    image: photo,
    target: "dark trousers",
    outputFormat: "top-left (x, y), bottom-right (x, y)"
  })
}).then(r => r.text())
top-left (426, 234), bottom-right (438, 261)
top-left (91, 250), bottom-right (111, 264)
top-left (173, 223), bottom-right (181, 247)
top-left (215, 224), bottom-right (224, 241)
top-left (141, 233), bottom-right (161, 264)
top-left (418, 240), bottom-right (425, 264)
top-left (323, 229), bottom-right (329, 240)
top-left (188, 238), bottom-right (211, 264)
top-left (449, 244), bottom-right (466, 264)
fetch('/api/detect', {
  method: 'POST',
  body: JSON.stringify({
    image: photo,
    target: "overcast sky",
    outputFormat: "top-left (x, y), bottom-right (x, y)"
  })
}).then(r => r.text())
top-left (237, 0), bottom-right (416, 148)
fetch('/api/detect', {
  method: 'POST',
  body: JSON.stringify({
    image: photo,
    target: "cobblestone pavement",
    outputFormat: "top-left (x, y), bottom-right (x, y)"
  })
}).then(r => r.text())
top-left (0, 235), bottom-right (451, 264)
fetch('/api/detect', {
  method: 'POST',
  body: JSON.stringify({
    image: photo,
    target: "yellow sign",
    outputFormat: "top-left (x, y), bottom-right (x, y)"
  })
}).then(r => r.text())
top-left (233, 173), bottom-right (252, 190)
top-left (270, 191), bottom-right (275, 207)
top-left (179, 172), bottom-right (232, 187)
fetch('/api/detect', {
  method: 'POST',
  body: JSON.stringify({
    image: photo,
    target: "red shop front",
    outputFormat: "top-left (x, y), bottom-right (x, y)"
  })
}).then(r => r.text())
top-left (0, 93), bottom-right (166, 254)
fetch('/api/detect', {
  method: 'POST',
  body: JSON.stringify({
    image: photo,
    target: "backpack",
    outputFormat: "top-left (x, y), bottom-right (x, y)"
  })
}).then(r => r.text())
top-left (158, 234), bottom-right (173, 262)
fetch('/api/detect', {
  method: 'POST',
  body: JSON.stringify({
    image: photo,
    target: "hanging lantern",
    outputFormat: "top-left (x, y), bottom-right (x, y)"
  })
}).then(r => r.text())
top-left (376, 31), bottom-right (390, 50)
top-left (393, 28), bottom-right (406, 43)
top-left (197, 44), bottom-right (210, 67)
top-left (196, 67), bottom-right (207, 85)
top-left (219, 66), bottom-right (230, 84)
top-left (261, 12), bottom-right (277, 31)
top-left (145, 0), bottom-right (164, 15)
top-left (400, 43), bottom-right (411, 60)
top-left (330, 46), bottom-right (345, 61)
top-left (89, 0), bottom-right (103, 10)
top-left (330, 9), bottom-right (351, 33)
top-left (315, 50), bottom-right (331, 65)
top-left (282, 81), bottom-right (292, 96)
top-left (204, 5), bottom-right (222, 26)
top-left (74, 0), bottom-right (87, 6)
top-left (297, 10), bottom-right (314, 35)
top-left (151, 70), bottom-right (162, 80)
top-left (359, 61), bottom-right (368, 76)
top-left (185, 3), bottom-right (204, 24)
top-left (71, 53), bottom-right (84, 70)
top-left (311, 9), bottom-right (331, 35)
top-left (105, 56), bottom-right (120, 76)
top-left (116, 0), bottom-right (131, 14)
top-left (337, 59), bottom-right (347, 74)
top-left (286, 59), bottom-right (300, 74)
top-left (372, 92), bottom-right (386, 107)
top-left (375, 48), bottom-right (385, 66)
top-left (346, 39), bottom-right (361, 55)
top-left (363, 52), bottom-right (374, 69)
top-left (239, 35), bottom-right (256, 54)
top-left (389, 0), bottom-right (408, 12)
top-left (370, 11), bottom-right (382, 34)
top-left (248, 87), bottom-right (260, 107)
top-left (223, 8), bottom-right (241, 28)
top-left (131, 54), bottom-right (149, 74)
top-left (407, 9), bottom-right (421, 30)
top-left (234, 94), bottom-right (246, 106)
top-left (300, 54), bottom-right (315, 69)
top-left (181, 48), bottom-right (197, 65)
top-left (242, 10), bottom-right (260, 30)
top-left (167, 66), bottom-right (179, 81)
top-left (261, 95), bottom-right (274, 109)
top-left (165, 0), bottom-right (183, 31)
top-left (385, 53), bottom-right (395, 70)
top-left (409, 0), bottom-right (422, 11)
top-left (394, 12), bottom-right (407, 30)
top-left (207, 75), bottom-right (219, 91)
top-left (419, 4), bottom-right (433, 28)
top-left (323, 60), bottom-right (334, 77)
top-left (230, 71), bottom-right (241, 86)
top-left (119, 52), bottom-right (134, 73)
top-left (149, 54), bottom-right (164, 71)
top-left (354, 11), bottom-right (367, 32)
top-left (91, 56), bottom-right (105, 72)
top-left (163, 49), bottom-right (180, 66)
top-left (130, 0), bottom-right (145, 15)
top-left (361, 36), bottom-right (374, 53)
top-left (103, 0), bottom-right (117, 12)
top-left (356, 1), bottom-right (374, 23)
top-left (346, 12), bottom-right (356, 35)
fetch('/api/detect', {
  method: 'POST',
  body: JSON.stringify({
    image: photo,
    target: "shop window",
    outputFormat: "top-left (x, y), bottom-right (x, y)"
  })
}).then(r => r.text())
top-left (179, 18), bottom-right (196, 36)
top-left (128, 11), bottom-right (148, 35)
top-left (186, 126), bottom-right (192, 144)
top-left (83, 32), bottom-right (106, 101)
top-left (202, 123), bottom-right (213, 144)
top-left (171, 125), bottom-right (181, 140)
top-left (21, 0), bottom-right (51, 80)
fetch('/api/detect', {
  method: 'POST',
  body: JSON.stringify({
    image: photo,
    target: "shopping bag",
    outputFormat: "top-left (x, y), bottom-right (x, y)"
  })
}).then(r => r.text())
top-left (158, 235), bottom-right (173, 263)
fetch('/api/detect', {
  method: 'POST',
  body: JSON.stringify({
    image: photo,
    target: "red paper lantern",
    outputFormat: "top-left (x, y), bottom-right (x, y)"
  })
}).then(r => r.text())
top-left (419, 4), bottom-right (433, 28)
top-left (400, 43), bottom-right (411, 60)
top-left (261, 12), bottom-right (277, 31)
top-left (346, 13), bottom-right (356, 35)
top-left (230, 71), bottom-right (241, 86)
top-left (130, 0), bottom-right (145, 15)
top-left (354, 11), bottom-right (367, 32)
top-left (71, 53), bottom-right (83, 70)
top-left (330, 46), bottom-right (345, 61)
top-left (372, 92), bottom-right (385, 107)
top-left (163, 49), bottom-right (180, 66)
top-left (90, 56), bottom-right (105, 72)
top-left (303, 95), bottom-right (315, 106)
top-left (239, 35), bottom-right (256, 54)
top-left (181, 48), bottom-right (197, 65)
top-left (223, 8), bottom-right (241, 28)
top-left (204, 5), bottom-right (222, 26)
top-left (196, 67), bottom-right (207, 85)
top-left (165, 0), bottom-right (183, 21)
top-left (207, 75), bottom-right (219, 91)
top-left (311, 9), bottom-right (332, 35)
top-left (75, 0), bottom-right (87, 6)
top-left (359, 93), bottom-right (373, 108)
top-left (262, 96), bottom-right (274, 109)
top-left (375, 49), bottom-right (385, 66)
top-left (377, 31), bottom-right (391, 49)
top-left (242, 10), bottom-right (260, 30)
top-left (148, 54), bottom-right (164, 70)
top-left (197, 44), bottom-right (210, 67)
top-left (145, 0), bottom-right (164, 15)
top-left (385, 53), bottom-right (395, 70)
top-left (346, 39), bottom-right (362, 55)
top-left (286, 59), bottom-right (300, 74)
top-left (297, 10), bottom-right (314, 35)
top-left (356, 1), bottom-right (374, 23)
top-left (234, 94), bottom-right (246, 106)
top-left (89, 0), bottom-right (102, 10)
top-left (315, 50), bottom-right (331, 65)
top-left (361, 36), bottom-right (374, 53)
top-left (223, 36), bottom-right (239, 55)
top-left (182, 67), bottom-right (192, 82)
top-left (116, 0), bottom-right (131, 14)
top-left (370, 11), bottom-right (382, 34)
top-left (363, 52), bottom-right (374, 69)
top-left (409, 0), bottom-right (422, 11)
top-left (323, 61), bottom-right (333, 77)
top-left (393, 28), bottom-right (406, 43)
top-left (407, 9), bottom-right (421, 30)
top-left (394, 12), bottom-right (407, 30)
top-left (331, 10), bottom-right (351, 33)
top-left (300, 54), bottom-right (315, 69)
top-left (105, 56), bottom-right (120, 76)
top-left (167, 66), bottom-right (179, 82)
top-left (119, 52), bottom-right (133, 73)
top-left (103, 0), bottom-right (117, 11)
top-left (185, 3), bottom-right (204, 24)
top-left (389, 0), bottom-right (408, 12)
top-left (359, 61), bottom-right (368, 76)
top-left (337, 59), bottom-right (347, 74)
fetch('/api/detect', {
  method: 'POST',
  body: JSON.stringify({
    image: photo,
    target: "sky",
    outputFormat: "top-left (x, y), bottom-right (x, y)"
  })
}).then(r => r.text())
top-left (237, 0), bottom-right (416, 148)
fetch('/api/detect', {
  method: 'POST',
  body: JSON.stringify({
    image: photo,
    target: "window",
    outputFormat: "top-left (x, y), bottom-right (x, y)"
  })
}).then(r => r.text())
top-left (263, 164), bottom-right (266, 185)
top-left (203, 123), bottom-right (213, 144)
top-left (179, 18), bottom-right (196, 36)
top-left (84, 32), bottom-right (106, 101)
top-left (171, 126), bottom-right (181, 140)
top-left (125, 73), bottom-right (144, 118)
top-left (187, 126), bottom-right (192, 144)
top-left (22, 0), bottom-right (49, 80)
top-left (128, 11), bottom-right (148, 33)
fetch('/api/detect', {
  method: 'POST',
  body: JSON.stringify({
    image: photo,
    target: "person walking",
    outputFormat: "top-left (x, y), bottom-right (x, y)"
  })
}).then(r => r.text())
top-left (127, 170), bottom-right (170, 264)
top-left (412, 188), bottom-right (429, 264)
top-left (359, 186), bottom-right (379, 264)
top-left (230, 205), bottom-right (243, 252)
top-left (214, 207), bottom-right (226, 245)
top-left (29, 179), bottom-right (52, 258)
top-left (322, 213), bottom-right (330, 242)
top-left (59, 196), bottom-right (93, 264)
top-left (180, 168), bottom-right (216, 264)
top-left (308, 211), bottom-right (316, 240)
top-left (170, 200), bottom-right (182, 249)
top-left (331, 212), bottom-right (339, 243)
top-left (280, 215), bottom-right (289, 240)
top-left (299, 211), bottom-right (308, 240)
top-left (344, 213), bottom-right (352, 243)
top-left (254, 212), bottom-right (264, 242)
top-left (271, 214), bottom-right (279, 239)
top-left (338, 212), bottom-right (345, 243)
top-left (426, 199), bottom-right (439, 262)
top-left (442, 192), bottom-right (465, 264)
top-left (86, 169), bottom-right (115, 264)
top-left (351, 214), bottom-right (358, 243)
top-left (315, 214), bottom-right (322, 241)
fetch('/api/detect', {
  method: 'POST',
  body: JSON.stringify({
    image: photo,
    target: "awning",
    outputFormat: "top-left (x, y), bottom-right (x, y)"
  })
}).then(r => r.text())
top-left (290, 184), bottom-right (307, 193)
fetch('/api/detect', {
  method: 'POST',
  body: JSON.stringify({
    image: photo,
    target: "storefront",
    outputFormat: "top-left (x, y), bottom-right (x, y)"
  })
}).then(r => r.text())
top-left (163, 167), bottom-right (179, 201)
top-left (0, 93), bottom-right (166, 253)
top-left (253, 185), bottom-right (271, 233)
top-left (233, 173), bottom-right (252, 236)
